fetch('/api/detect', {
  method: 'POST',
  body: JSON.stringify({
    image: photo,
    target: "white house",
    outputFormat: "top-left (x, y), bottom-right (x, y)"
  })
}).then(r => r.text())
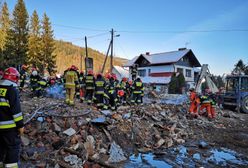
top-left (112, 66), bottom-right (129, 81)
top-left (125, 48), bottom-right (201, 87)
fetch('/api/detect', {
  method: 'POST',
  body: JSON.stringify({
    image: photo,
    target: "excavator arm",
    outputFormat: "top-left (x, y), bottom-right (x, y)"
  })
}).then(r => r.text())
top-left (195, 64), bottom-right (219, 94)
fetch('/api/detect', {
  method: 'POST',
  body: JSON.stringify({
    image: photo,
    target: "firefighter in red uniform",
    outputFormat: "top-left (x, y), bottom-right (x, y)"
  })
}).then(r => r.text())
top-left (0, 67), bottom-right (24, 168)
top-left (189, 88), bottom-right (200, 116)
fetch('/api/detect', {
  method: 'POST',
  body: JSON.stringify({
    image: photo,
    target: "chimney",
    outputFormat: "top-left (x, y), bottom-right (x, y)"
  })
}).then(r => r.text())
top-left (145, 52), bottom-right (150, 55)
top-left (178, 48), bottom-right (187, 51)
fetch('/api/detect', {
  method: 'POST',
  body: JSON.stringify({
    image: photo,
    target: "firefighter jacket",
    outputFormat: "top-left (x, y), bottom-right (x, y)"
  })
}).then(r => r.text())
top-left (132, 79), bottom-right (144, 94)
top-left (200, 95), bottom-right (210, 104)
top-left (20, 69), bottom-right (27, 82)
top-left (120, 81), bottom-right (127, 90)
top-left (79, 74), bottom-right (85, 84)
top-left (64, 70), bottom-right (79, 89)
top-left (0, 80), bottom-right (23, 131)
top-left (85, 74), bottom-right (95, 90)
top-left (38, 78), bottom-right (48, 89)
top-left (30, 74), bottom-right (41, 86)
top-left (106, 80), bottom-right (116, 95)
top-left (95, 77), bottom-right (106, 94)
top-left (209, 94), bottom-right (217, 106)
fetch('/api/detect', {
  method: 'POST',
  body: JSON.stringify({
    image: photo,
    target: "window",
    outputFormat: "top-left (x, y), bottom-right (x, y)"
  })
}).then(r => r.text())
top-left (241, 77), bottom-right (248, 91)
top-left (177, 68), bottom-right (183, 74)
top-left (226, 78), bottom-right (238, 92)
top-left (186, 69), bottom-right (192, 77)
top-left (138, 69), bottom-right (146, 77)
top-left (148, 69), bottom-right (151, 76)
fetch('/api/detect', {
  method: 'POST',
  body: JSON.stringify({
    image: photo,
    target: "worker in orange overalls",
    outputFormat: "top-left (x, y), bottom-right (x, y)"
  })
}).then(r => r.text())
top-left (189, 88), bottom-right (200, 116)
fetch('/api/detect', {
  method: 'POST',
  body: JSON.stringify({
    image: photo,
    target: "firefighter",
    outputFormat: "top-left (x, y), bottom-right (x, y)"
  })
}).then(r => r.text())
top-left (119, 77), bottom-right (128, 105)
top-left (199, 94), bottom-right (211, 118)
top-left (131, 77), bottom-right (144, 105)
top-left (131, 64), bottom-right (138, 81)
top-left (0, 67), bottom-right (24, 168)
top-left (84, 70), bottom-right (95, 104)
top-left (64, 65), bottom-right (79, 105)
top-left (126, 80), bottom-right (133, 103)
top-left (36, 78), bottom-right (48, 97)
top-left (106, 75), bottom-right (118, 110)
top-left (94, 73), bottom-right (106, 109)
top-left (209, 93), bottom-right (217, 119)
top-left (189, 88), bottom-right (200, 116)
top-left (19, 65), bottom-right (28, 91)
top-left (29, 70), bottom-right (41, 97)
top-left (79, 71), bottom-right (85, 103)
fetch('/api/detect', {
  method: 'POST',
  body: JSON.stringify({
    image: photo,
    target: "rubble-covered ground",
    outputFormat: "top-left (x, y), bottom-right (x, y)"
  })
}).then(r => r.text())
top-left (19, 90), bottom-right (248, 168)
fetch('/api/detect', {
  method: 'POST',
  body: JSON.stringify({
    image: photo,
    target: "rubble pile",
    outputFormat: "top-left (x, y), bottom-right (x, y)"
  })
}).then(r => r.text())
top-left (20, 91), bottom-right (247, 167)
top-left (20, 92), bottom-right (206, 167)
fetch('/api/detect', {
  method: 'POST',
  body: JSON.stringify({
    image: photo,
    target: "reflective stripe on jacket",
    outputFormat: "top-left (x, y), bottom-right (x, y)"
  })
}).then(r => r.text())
top-left (0, 80), bottom-right (24, 130)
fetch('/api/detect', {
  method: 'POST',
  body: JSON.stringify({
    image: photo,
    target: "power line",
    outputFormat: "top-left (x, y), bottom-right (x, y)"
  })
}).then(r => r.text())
top-left (117, 29), bottom-right (248, 34)
top-left (52, 23), bottom-right (109, 32)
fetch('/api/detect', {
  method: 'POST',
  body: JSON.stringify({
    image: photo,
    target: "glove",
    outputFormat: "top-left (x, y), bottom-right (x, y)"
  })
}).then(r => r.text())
top-left (18, 127), bottom-right (25, 135)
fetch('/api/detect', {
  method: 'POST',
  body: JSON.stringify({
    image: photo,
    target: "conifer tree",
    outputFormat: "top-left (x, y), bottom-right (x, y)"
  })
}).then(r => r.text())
top-left (0, 2), bottom-right (10, 68)
top-left (28, 10), bottom-right (42, 70)
top-left (0, 2), bottom-right (10, 51)
top-left (6, 0), bottom-right (29, 67)
top-left (41, 13), bottom-right (56, 74)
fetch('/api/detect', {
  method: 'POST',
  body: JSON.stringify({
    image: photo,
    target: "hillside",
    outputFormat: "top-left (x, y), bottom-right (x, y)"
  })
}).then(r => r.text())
top-left (54, 40), bottom-right (128, 74)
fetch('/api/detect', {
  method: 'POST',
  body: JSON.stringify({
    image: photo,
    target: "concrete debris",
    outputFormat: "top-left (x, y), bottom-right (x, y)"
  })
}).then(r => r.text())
top-left (19, 91), bottom-right (248, 167)
top-left (21, 136), bottom-right (30, 146)
top-left (108, 141), bottom-right (127, 163)
top-left (64, 155), bottom-right (83, 167)
top-left (63, 128), bottom-right (76, 136)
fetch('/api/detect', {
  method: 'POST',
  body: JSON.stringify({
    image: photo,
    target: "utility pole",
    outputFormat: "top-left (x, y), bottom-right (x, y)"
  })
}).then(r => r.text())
top-left (110, 29), bottom-right (114, 73)
top-left (85, 36), bottom-right (88, 73)
top-left (101, 40), bottom-right (112, 73)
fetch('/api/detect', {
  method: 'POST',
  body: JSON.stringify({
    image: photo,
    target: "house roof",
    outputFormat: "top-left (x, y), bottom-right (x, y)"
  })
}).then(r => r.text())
top-left (113, 66), bottom-right (129, 78)
top-left (124, 49), bottom-right (201, 67)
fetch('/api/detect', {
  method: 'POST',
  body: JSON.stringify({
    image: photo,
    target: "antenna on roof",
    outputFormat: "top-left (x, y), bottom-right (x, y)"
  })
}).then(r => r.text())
top-left (185, 42), bottom-right (190, 48)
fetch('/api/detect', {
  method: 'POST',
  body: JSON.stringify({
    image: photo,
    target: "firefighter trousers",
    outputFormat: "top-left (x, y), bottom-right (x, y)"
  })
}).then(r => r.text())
top-left (131, 93), bottom-right (142, 104)
top-left (85, 89), bottom-right (94, 103)
top-left (95, 93), bottom-right (104, 109)
top-left (0, 130), bottom-right (21, 168)
top-left (65, 86), bottom-right (75, 105)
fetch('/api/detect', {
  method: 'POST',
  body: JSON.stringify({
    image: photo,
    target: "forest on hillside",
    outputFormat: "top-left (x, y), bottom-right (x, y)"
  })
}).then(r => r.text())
top-left (55, 40), bottom-right (127, 74)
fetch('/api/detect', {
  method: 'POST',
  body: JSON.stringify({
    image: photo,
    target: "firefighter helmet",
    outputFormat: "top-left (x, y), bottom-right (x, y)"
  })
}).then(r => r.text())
top-left (122, 77), bottom-right (128, 82)
top-left (70, 65), bottom-right (78, 71)
top-left (32, 70), bottom-right (38, 76)
top-left (87, 70), bottom-right (93, 75)
top-left (2, 67), bottom-right (20, 83)
top-left (96, 73), bottom-right (102, 78)
top-left (105, 73), bottom-right (112, 79)
top-left (118, 90), bottom-right (125, 97)
top-left (111, 73), bottom-right (117, 80)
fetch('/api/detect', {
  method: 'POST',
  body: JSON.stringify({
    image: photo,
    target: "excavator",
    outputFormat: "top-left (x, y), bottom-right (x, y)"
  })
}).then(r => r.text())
top-left (195, 64), bottom-right (248, 113)
top-left (195, 64), bottom-right (219, 94)
top-left (223, 74), bottom-right (248, 113)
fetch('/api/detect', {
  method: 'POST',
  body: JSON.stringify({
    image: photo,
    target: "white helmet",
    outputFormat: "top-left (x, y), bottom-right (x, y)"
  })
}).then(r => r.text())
top-left (32, 70), bottom-right (38, 76)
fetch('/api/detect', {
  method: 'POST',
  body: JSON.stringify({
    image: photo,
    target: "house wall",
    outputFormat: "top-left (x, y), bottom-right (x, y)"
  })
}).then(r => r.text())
top-left (174, 64), bottom-right (194, 82)
top-left (129, 65), bottom-right (174, 84)
top-left (137, 65), bottom-right (174, 76)
top-left (112, 68), bottom-right (122, 81)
